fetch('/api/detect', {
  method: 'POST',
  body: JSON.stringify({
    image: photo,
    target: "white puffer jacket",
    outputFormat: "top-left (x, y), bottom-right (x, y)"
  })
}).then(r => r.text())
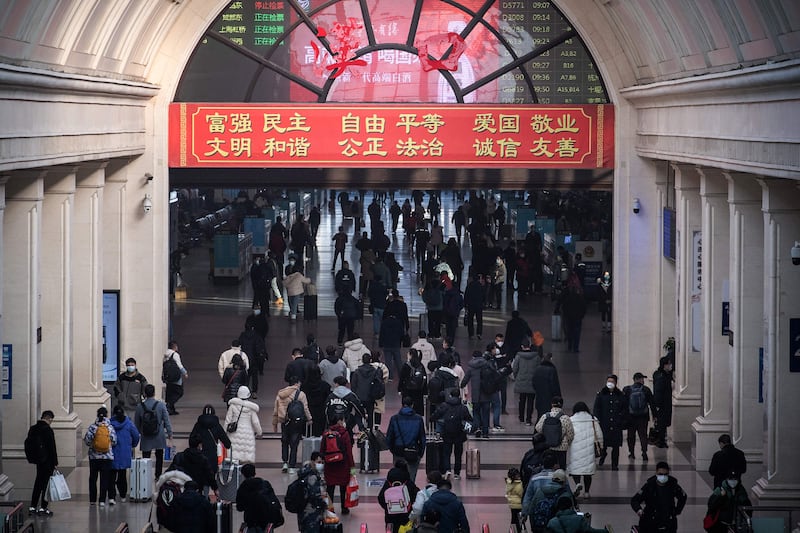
top-left (342, 338), bottom-right (371, 372)
top-left (567, 411), bottom-right (604, 476)
top-left (224, 398), bottom-right (262, 464)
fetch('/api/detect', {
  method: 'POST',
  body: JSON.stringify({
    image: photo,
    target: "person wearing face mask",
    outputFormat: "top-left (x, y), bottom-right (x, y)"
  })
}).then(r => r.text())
top-left (708, 434), bottom-right (747, 489)
top-left (489, 256), bottom-right (506, 309)
top-left (651, 357), bottom-right (674, 449)
top-left (113, 357), bottom-right (148, 420)
top-left (705, 470), bottom-right (752, 533)
top-left (592, 374), bottom-right (628, 470)
top-left (630, 461), bottom-right (687, 533)
top-left (296, 452), bottom-right (329, 532)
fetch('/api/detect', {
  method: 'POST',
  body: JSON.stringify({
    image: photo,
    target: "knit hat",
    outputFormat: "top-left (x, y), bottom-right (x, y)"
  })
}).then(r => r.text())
top-left (237, 386), bottom-right (251, 399)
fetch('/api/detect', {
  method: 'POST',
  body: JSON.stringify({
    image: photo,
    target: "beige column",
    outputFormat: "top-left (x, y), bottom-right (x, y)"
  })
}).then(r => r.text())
top-left (40, 168), bottom-right (84, 468)
top-left (72, 163), bottom-right (110, 443)
top-left (725, 173), bottom-right (764, 466)
top-left (0, 175), bottom-right (12, 495)
top-left (691, 168), bottom-right (731, 469)
top-left (670, 163), bottom-right (702, 443)
top-left (1, 171), bottom-right (44, 486)
top-left (752, 179), bottom-right (800, 506)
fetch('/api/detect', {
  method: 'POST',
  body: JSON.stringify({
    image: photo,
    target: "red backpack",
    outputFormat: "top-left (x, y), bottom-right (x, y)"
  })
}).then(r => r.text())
top-left (321, 428), bottom-right (345, 463)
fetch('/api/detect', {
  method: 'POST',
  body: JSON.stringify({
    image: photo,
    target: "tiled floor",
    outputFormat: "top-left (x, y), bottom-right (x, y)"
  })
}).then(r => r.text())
top-left (15, 190), bottom-right (730, 532)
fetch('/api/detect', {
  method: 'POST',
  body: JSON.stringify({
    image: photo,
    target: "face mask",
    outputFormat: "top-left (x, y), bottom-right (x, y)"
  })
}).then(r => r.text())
top-left (656, 474), bottom-right (669, 484)
top-left (127, 366), bottom-right (136, 373)
top-left (496, 341), bottom-right (504, 347)
top-left (289, 260), bottom-right (296, 266)
top-left (253, 309), bottom-right (261, 316)
top-left (315, 463), bottom-right (325, 473)
top-left (727, 479), bottom-right (738, 488)
top-left (606, 382), bottom-right (615, 389)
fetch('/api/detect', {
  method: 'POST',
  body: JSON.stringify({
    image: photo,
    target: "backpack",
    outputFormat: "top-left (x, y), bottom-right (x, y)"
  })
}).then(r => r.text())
top-left (443, 405), bottom-right (464, 436)
top-left (24, 427), bottom-right (46, 464)
top-left (260, 480), bottom-right (285, 527)
top-left (156, 480), bottom-right (182, 529)
top-left (405, 363), bottom-right (427, 393)
top-left (479, 364), bottom-right (502, 395)
top-left (369, 368), bottom-right (386, 401)
top-left (285, 389), bottom-right (307, 428)
top-left (92, 423), bottom-right (112, 453)
top-left (532, 487), bottom-right (569, 528)
top-left (445, 291), bottom-right (464, 316)
top-left (541, 412), bottom-right (563, 448)
top-left (141, 402), bottom-right (160, 437)
top-left (162, 354), bottom-right (181, 383)
top-left (384, 482), bottom-right (411, 514)
top-left (628, 384), bottom-right (648, 416)
top-left (302, 344), bottom-right (322, 363)
top-left (284, 476), bottom-right (309, 513)
top-left (321, 428), bottom-right (345, 463)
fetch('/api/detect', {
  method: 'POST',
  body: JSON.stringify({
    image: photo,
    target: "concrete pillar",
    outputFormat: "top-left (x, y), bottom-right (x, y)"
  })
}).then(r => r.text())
top-left (0, 174), bottom-right (12, 495)
top-left (72, 163), bottom-right (110, 445)
top-left (40, 168), bottom-right (84, 468)
top-left (671, 163), bottom-right (702, 443)
top-left (1, 171), bottom-right (44, 485)
top-left (691, 168), bottom-right (731, 469)
top-left (725, 173), bottom-right (764, 467)
top-left (752, 179), bottom-right (800, 506)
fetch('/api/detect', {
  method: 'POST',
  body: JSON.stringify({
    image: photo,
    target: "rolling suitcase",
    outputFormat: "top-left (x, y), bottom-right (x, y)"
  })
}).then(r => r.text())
top-left (425, 439), bottom-right (443, 475)
top-left (129, 457), bottom-right (155, 501)
top-left (217, 459), bottom-right (243, 502)
top-left (551, 313), bottom-right (562, 341)
top-left (304, 294), bottom-right (318, 320)
top-left (466, 447), bottom-right (481, 479)
top-left (216, 501), bottom-right (234, 533)
top-left (301, 424), bottom-right (322, 463)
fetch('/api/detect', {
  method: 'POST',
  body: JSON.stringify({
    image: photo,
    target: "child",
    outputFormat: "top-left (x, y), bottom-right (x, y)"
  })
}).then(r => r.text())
top-left (506, 467), bottom-right (524, 529)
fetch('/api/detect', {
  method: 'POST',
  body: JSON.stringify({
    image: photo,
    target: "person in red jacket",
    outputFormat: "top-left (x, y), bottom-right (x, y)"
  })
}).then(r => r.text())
top-left (320, 414), bottom-right (355, 515)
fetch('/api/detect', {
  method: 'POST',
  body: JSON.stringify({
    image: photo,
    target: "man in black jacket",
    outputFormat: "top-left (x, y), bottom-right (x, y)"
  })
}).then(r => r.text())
top-left (709, 434), bottom-right (747, 488)
top-left (284, 347), bottom-right (315, 385)
top-left (623, 372), bottom-right (654, 462)
top-left (173, 481), bottom-right (215, 533)
top-left (334, 290), bottom-right (360, 345)
top-left (652, 357), bottom-right (674, 448)
top-left (27, 410), bottom-right (58, 516)
top-left (350, 354), bottom-right (382, 472)
top-left (236, 464), bottom-right (284, 531)
top-left (239, 323), bottom-right (266, 397)
top-left (630, 461), bottom-right (687, 533)
top-left (169, 433), bottom-right (219, 498)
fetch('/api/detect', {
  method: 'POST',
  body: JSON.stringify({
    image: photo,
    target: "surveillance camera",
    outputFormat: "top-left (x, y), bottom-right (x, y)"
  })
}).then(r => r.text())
top-left (792, 241), bottom-right (800, 266)
top-left (632, 198), bottom-right (641, 214)
top-left (143, 194), bottom-right (153, 214)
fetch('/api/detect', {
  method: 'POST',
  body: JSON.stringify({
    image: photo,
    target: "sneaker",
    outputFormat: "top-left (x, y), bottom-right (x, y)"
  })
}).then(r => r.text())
top-left (473, 430), bottom-right (482, 439)
top-left (282, 463), bottom-right (289, 473)
top-left (444, 471), bottom-right (452, 479)
top-left (628, 452), bottom-right (635, 460)
top-left (642, 452), bottom-right (648, 462)
top-left (481, 433), bottom-right (490, 440)
top-left (525, 421), bottom-right (532, 426)
top-left (494, 425), bottom-right (505, 432)
top-left (90, 502), bottom-right (96, 507)
top-left (37, 508), bottom-right (53, 517)
top-left (108, 498), bottom-right (116, 506)
top-left (453, 474), bottom-right (461, 480)
top-left (99, 502), bottom-right (105, 508)
top-left (119, 497), bottom-right (127, 503)
top-left (288, 468), bottom-right (297, 475)
top-left (489, 427), bottom-right (501, 433)
top-left (28, 507), bottom-right (37, 515)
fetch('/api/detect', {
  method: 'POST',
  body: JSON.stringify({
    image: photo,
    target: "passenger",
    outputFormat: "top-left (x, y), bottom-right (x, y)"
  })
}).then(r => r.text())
top-left (623, 372), bottom-right (654, 462)
top-left (168, 432), bottom-right (218, 497)
top-left (704, 470), bottom-right (752, 533)
top-left (135, 384), bottom-right (172, 478)
top-left (224, 386), bottom-right (262, 464)
top-left (189, 404), bottom-right (231, 476)
top-left (567, 401), bottom-right (602, 500)
top-left (533, 396), bottom-right (574, 471)
top-left (221, 354), bottom-right (248, 404)
top-left (593, 374), bottom-right (627, 471)
top-left (377, 458), bottom-right (420, 533)
top-left (318, 345), bottom-right (348, 389)
top-left (217, 339), bottom-right (250, 379)
top-left (512, 336), bottom-right (540, 426)
top-left (342, 333), bottom-right (371, 373)
top-left (398, 349), bottom-right (427, 416)
top-left (630, 461), bottom-right (687, 533)
top-left (109, 405), bottom-right (140, 504)
top-left (303, 366), bottom-right (332, 437)
top-left (113, 357), bottom-right (148, 419)
top-left (296, 452), bottom-right (328, 532)
top-left (321, 414), bottom-right (355, 515)
top-left (84, 406), bottom-right (118, 507)
top-left (385, 396), bottom-right (426, 484)
top-left (432, 388), bottom-right (471, 480)
top-left (420, 478), bottom-right (469, 533)
top-left (505, 467), bottom-right (524, 531)
top-left (409, 470), bottom-right (442, 525)
top-left (162, 340), bottom-right (189, 415)
top-left (26, 410), bottom-right (58, 516)
top-left (547, 495), bottom-right (608, 533)
top-left (172, 480), bottom-right (215, 533)
top-left (235, 464), bottom-right (284, 532)
top-left (272, 374), bottom-right (312, 474)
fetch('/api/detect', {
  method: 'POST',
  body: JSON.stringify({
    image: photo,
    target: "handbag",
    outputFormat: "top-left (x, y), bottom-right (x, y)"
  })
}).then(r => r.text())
top-left (368, 428), bottom-right (390, 451)
top-left (47, 469), bottom-right (72, 501)
top-left (592, 417), bottom-right (602, 458)
top-left (227, 407), bottom-right (244, 433)
top-left (703, 508), bottom-right (720, 531)
top-left (344, 474), bottom-right (359, 508)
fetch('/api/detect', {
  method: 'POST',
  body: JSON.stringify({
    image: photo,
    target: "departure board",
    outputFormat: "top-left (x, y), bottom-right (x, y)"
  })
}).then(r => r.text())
top-left (176, 0), bottom-right (608, 105)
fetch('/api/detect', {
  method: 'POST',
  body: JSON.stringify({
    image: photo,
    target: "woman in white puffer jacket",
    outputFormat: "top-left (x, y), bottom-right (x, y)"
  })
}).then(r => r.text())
top-left (567, 401), bottom-right (603, 499)
top-left (224, 386), bottom-right (262, 464)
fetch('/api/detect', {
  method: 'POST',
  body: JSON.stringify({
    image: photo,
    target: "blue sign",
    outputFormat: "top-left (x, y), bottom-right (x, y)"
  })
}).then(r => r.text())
top-left (102, 291), bottom-right (120, 383)
top-left (2, 344), bottom-right (11, 399)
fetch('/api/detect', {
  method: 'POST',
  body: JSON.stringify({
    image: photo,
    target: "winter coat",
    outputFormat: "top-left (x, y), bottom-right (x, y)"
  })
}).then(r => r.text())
top-left (709, 444), bottom-right (748, 488)
top-left (421, 286), bottom-right (444, 312)
top-left (461, 356), bottom-right (493, 402)
top-left (428, 367), bottom-right (460, 406)
top-left (224, 398), bottom-right (261, 464)
top-left (163, 349), bottom-right (187, 385)
top-left (377, 464), bottom-right (420, 527)
top-left (534, 408), bottom-right (575, 451)
top-left (221, 367), bottom-right (248, 403)
top-left (326, 385), bottom-right (366, 434)
top-left (110, 416), bottom-right (140, 469)
top-left (296, 464), bottom-right (327, 527)
top-left (399, 361), bottom-right (427, 400)
top-left (386, 407), bottom-right (426, 457)
top-left (432, 395), bottom-right (472, 443)
top-left (421, 489), bottom-right (470, 533)
top-left (335, 292), bottom-right (360, 320)
top-left (546, 508), bottom-right (608, 533)
top-left (652, 368), bottom-right (674, 424)
top-left (170, 447), bottom-right (217, 491)
top-left (631, 475), bottom-right (688, 533)
top-left (505, 318), bottom-right (533, 355)
top-left (379, 314), bottom-right (405, 348)
top-left (190, 413), bottom-right (231, 474)
top-left (532, 361), bottom-right (562, 415)
top-left (512, 349), bottom-right (540, 394)
top-left (371, 361), bottom-right (390, 414)
top-left (113, 372), bottom-right (148, 415)
top-left (238, 329), bottom-right (266, 365)
top-left (173, 489), bottom-right (215, 533)
top-left (302, 375), bottom-right (331, 435)
top-left (463, 280), bottom-right (484, 310)
top-left (592, 387), bottom-right (628, 447)
top-left (84, 418), bottom-right (118, 460)
top-left (235, 477), bottom-right (282, 528)
top-left (283, 271), bottom-right (310, 297)
top-left (706, 479), bottom-right (752, 529)
top-left (506, 477), bottom-right (524, 509)
top-left (218, 347), bottom-right (250, 378)
top-left (283, 357), bottom-right (316, 384)
top-left (410, 483), bottom-right (438, 523)
top-left (318, 355), bottom-right (348, 387)
top-left (524, 481), bottom-right (574, 521)
top-left (152, 470), bottom-right (193, 532)
top-left (342, 338), bottom-right (371, 372)
top-left (135, 398), bottom-right (173, 452)
top-left (320, 423), bottom-right (354, 486)
top-left (567, 411), bottom-right (603, 476)
top-left (27, 420), bottom-right (58, 467)
top-left (350, 363), bottom-right (381, 408)
top-left (411, 339), bottom-right (437, 369)
top-left (272, 384), bottom-right (312, 427)
top-left (622, 382), bottom-right (654, 421)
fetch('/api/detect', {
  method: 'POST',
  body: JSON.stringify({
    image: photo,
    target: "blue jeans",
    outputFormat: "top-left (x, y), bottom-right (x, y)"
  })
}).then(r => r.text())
top-left (491, 392), bottom-right (502, 426)
top-left (289, 294), bottom-right (300, 316)
top-left (372, 307), bottom-right (384, 336)
top-left (473, 401), bottom-right (490, 434)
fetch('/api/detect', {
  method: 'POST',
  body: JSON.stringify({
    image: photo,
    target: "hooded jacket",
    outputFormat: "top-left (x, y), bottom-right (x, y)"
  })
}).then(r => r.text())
top-left (235, 477), bottom-right (282, 528)
top-left (190, 412), bottom-right (231, 473)
top-left (386, 406), bottom-right (426, 457)
top-left (460, 355), bottom-right (492, 402)
top-left (136, 397), bottom-right (173, 452)
top-left (342, 338), bottom-right (371, 372)
top-left (421, 488), bottom-right (470, 533)
top-left (84, 417), bottom-right (118, 460)
top-left (567, 411), bottom-right (603, 476)
top-left (170, 447), bottom-right (218, 491)
top-left (152, 469), bottom-right (194, 532)
top-left (532, 360), bottom-right (562, 415)
top-left (326, 385), bottom-right (365, 433)
top-left (512, 349), bottom-right (540, 394)
top-left (411, 338), bottom-right (437, 369)
top-left (318, 353), bottom-right (348, 387)
top-left (272, 383), bottom-right (312, 427)
top-left (283, 270), bottom-right (310, 296)
top-left (506, 477), bottom-right (524, 509)
top-left (110, 415), bottom-right (140, 469)
top-left (351, 363), bottom-right (381, 407)
top-left (432, 394), bottom-right (472, 442)
top-left (224, 397), bottom-right (261, 464)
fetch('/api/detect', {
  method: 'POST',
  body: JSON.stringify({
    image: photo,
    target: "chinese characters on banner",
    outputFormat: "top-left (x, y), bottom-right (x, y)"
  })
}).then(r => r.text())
top-left (169, 103), bottom-right (614, 168)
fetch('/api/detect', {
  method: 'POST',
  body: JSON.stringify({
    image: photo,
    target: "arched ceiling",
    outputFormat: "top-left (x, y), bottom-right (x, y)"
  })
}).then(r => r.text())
top-left (1, 0), bottom-right (798, 90)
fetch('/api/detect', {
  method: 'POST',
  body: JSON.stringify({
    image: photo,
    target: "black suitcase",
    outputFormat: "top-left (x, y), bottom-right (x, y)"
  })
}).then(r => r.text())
top-left (216, 501), bottom-right (233, 533)
top-left (425, 440), bottom-right (443, 474)
top-left (304, 294), bottom-right (318, 320)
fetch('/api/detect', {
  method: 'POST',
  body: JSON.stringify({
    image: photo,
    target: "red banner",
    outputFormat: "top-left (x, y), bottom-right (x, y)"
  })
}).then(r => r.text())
top-left (169, 103), bottom-right (614, 168)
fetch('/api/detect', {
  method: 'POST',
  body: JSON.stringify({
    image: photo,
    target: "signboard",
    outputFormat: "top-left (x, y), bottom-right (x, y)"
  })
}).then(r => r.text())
top-left (102, 291), bottom-right (120, 383)
top-left (663, 207), bottom-right (676, 261)
top-left (790, 318), bottom-right (800, 373)
top-left (691, 230), bottom-right (703, 352)
top-left (169, 103), bottom-right (614, 168)
top-left (2, 344), bottom-right (11, 399)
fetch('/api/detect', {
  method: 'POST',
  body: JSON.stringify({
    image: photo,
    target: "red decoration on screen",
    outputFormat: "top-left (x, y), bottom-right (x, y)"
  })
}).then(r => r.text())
top-left (417, 32), bottom-right (467, 72)
top-left (311, 18), bottom-right (366, 79)
top-left (316, 28), bottom-right (327, 38)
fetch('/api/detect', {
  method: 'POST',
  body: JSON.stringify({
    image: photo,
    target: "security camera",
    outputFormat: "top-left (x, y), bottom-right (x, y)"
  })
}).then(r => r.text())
top-left (792, 241), bottom-right (800, 266)
top-left (143, 194), bottom-right (153, 214)
top-left (632, 198), bottom-right (641, 214)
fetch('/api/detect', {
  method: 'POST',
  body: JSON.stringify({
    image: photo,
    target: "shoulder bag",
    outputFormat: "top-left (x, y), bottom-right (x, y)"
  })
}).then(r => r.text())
top-left (592, 417), bottom-right (602, 458)
top-left (226, 407), bottom-right (244, 433)
top-left (392, 417), bottom-right (420, 463)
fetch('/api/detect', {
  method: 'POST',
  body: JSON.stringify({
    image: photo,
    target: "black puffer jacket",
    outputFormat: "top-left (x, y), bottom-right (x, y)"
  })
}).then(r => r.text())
top-left (190, 413), bottom-right (231, 474)
top-left (169, 447), bottom-right (218, 491)
top-left (222, 367), bottom-right (248, 404)
top-left (593, 386), bottom-right (628, 447)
